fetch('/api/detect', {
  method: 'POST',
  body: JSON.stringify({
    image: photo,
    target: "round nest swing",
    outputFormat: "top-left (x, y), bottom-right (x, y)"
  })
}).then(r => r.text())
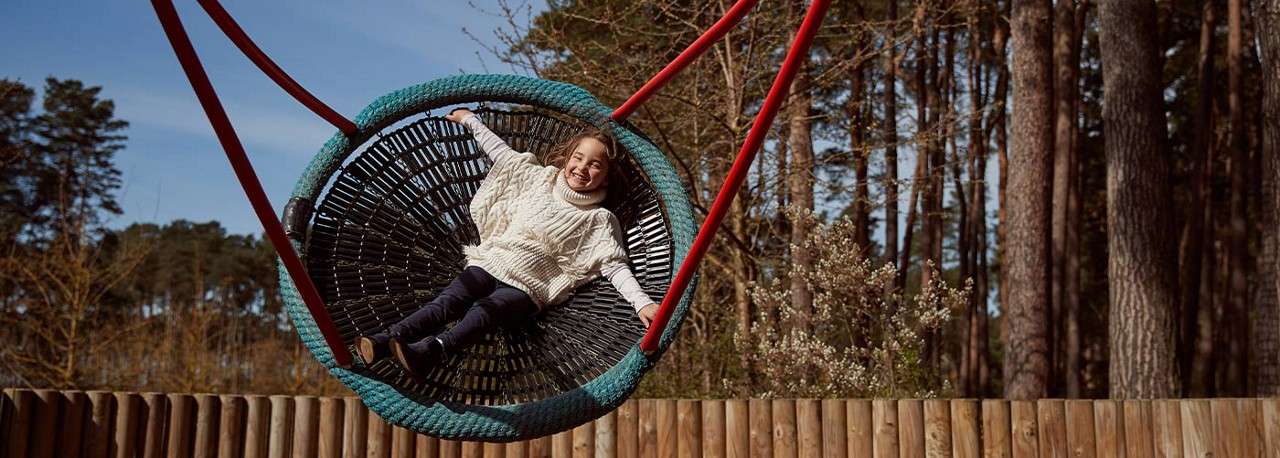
top-left (276, 74), bottom-right (697, 441)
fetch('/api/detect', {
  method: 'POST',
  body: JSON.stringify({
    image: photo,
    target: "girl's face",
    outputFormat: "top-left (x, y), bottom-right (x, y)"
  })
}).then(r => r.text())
top-left (562, 137), bottom-right (610, 192)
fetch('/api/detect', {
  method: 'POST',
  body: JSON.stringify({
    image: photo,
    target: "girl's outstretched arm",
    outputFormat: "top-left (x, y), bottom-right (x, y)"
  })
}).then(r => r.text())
top-left (602, 262), bottom-right (659, 325)
top-left (447, 108), bottom-right (525, 164)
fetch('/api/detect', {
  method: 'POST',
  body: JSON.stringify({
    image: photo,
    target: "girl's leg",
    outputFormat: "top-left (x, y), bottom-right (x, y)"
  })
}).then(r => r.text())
top-left (434, 285), bottom-right (536, 352)
top-left (386, 266), bottom-right (496, 341)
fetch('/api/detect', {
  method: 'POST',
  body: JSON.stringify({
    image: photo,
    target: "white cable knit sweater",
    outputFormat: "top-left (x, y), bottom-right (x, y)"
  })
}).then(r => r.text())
top-left (461, 114), bottom-right (654, 311)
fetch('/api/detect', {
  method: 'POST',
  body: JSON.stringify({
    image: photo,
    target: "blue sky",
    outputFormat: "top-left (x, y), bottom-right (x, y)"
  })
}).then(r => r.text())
top-left (2, 0), bottom-right (540, 235)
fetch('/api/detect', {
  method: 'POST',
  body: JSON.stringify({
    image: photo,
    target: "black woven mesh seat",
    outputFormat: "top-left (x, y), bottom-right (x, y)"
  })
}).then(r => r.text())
top-left (302, 109), bottom-right (673, 405)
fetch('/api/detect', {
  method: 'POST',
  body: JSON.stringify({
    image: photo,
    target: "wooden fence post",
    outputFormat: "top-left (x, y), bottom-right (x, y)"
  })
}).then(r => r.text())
top-left (317, 397), bottom-right (343, 458)
top-left (390, 425), bottom-right (414, 458)
top-left (1150, 399), bottom-right (1182, 458)
top-left (597, 409), bottom-right (618, 458)
top-left (461, 440), bottom-right (483, 458)
top-left (30, 389), bottom-right (61, 458)
top-left (217, 395), bottom-right (246, 458)
top-left (86, 391), bottom-right (117, 458)
top-left (980, 400), bottom-right (1010, 458)
top-left (1179, 400), bottom-right (1211, 458)
top-left (505, 439), bottom-right (528, 458)
top-left (293, 396), bottom-right (320, 458)
top-left (0, 389), bottom-right (11, 449)
top-left (1239, 399), bottom-right (1264, 458)
top-left (1093, 400), bottom-right (1124, 458)
top-left (440, 438), bottom-right (463, 458)
top-left (1064, 400), bottom-right (1096, 458)
top-left (114, 392), bottom-right (142, 458)
top-left (846, 400), bottom-right (871, 458)
top-left (872, 399), bottom-right (898, 458)
top-left (417, 433), bottom-right (440, 458)
top-left (922, 399), bottom-right (950, 458)
top-left (898, 399), bottom-right (924, 458)
top-left (166, 394), bottom-right (194, 458)
top-left (949, 400), bottom-right (979, 458)
top-left (703, 399), bottom-right (726, 458)
top-left (267, 395), bottom-right (293, 458)
top-left (140, 393), bottom-right (167, 458)
top-left (618, 399), bottom-right (640, 458)
top-left (365, 406), bottom-right (391, 458)
top-left (677, 400), bottom-right (700, 458)
top-left (819, 399), bottom-right (846, 458)
top-left (342, 397), bottom-right (367, 458)
top-left (1263, 399), bottom-right (1280, 456)
top-left (773, 399), bottom-right (798, 458)
top-left (1036, 399), bottom-right (1066, 458)
top-left (794, 399), bottom-right (820, 458)
top-left (243, 395), bottom-right (270, 458)
top-left (61, 391), bottom-right (90, 458)
top-left (725, 399), bottom-right (749, 458)
top-left (192, 394), bottom-right (220, 458)
top-left (747, 399), bottom-right (772, 458)
top-left (655, 399), bottom-right (676, 458)
top-left (1122, 400), bottom-right (1154, 458)
top-left (6, 389), bottom-right (35, 458)
top-left (1211, 399), bottom-right (1245, 458)
top-left (572, 418), bottom-right (595, 458)
top-left (528, 434), bottom-right (551, 458)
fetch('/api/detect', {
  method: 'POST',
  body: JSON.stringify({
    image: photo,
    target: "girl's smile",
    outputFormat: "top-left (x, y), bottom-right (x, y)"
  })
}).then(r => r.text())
top-left (562, 137), bottom-right (610, 192)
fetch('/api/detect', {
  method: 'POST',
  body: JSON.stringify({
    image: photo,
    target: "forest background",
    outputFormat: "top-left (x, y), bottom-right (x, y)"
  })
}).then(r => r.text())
top-left (3, 0), bottom-right (1279, 401)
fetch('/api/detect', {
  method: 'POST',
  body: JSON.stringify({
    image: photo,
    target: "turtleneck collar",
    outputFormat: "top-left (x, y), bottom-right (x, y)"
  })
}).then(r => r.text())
top-left (554, 171), bottom-right (606, 207)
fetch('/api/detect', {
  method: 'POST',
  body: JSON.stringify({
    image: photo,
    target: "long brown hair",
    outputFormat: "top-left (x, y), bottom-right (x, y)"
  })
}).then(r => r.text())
top-left (542, 127), bottom-right (628, 194)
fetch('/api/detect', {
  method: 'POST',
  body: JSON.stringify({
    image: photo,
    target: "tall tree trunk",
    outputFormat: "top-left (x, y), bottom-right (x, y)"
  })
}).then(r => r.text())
top-left (926, 26), bottom-right (946, 287)
top-left (1004, 0), bottom-right (1053, 400)
top-left (1252, 0), bottom-right (1280, 395)
top-left (789, 62), bottom-right (815, 330)
top-left (884, 0), bottom-right (900, 270)
top-left (940, 25), bottom-right (963, 382)
top-left (1064, 0), bottom-right (1088, 399)
top-left (1051, 0), bottom-right (1077, 398)
top-left (1225, 0), bottom-right (1250, 395)
top-left (900, 1), bottom-right (930, 290)
top-left (718, 39), bottom-right (756, 388)
top-left (1100, 0), bottom-right (1180, 398)
top-left (993, 1), bottom-right (1012, 342)
top-left (850, 3), bottom-right (871, 251)
top-left (1183, 0), bottom-right (1217, 396)
top-left (899, 154), bottom-right (927, 289)
top-left (915, 4), bottom-right (936, 290)
top-left (961, 6), bottom-right (986, 397)
top-left (971, 3), bottom-right (995, 396)
top-left (1257, 151), bottom-right (1280, 395)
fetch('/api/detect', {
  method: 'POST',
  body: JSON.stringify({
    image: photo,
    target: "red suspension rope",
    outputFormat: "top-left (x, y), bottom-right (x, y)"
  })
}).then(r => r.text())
top-left (196, 0), bottom-right (357, 135)
top-left (610, 0), bottom-right (759, 121)
top-left (150, 0), bottom-right (353, 367)
top-left (640, 0), bottom-right (831, 353)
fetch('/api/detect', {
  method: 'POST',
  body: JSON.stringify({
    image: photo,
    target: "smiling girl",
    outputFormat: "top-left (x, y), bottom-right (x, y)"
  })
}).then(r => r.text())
top-left (354, 108), bottom-right (659, 379)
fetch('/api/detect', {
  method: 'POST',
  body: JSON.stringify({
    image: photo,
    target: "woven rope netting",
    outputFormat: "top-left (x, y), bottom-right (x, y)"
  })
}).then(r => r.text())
top-left (303, 109), bottom-right (674, 405)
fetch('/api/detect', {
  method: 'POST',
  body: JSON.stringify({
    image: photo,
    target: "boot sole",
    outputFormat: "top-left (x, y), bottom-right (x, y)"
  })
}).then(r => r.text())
top-left (390, 338), bottom-right (426, 383)
top-left (356, 336), bottom-right (378, 366)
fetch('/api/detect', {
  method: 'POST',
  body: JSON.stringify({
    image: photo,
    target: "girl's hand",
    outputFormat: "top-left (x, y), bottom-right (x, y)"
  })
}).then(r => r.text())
top-left (446, 108), bottom-right (474, 124)
top-left (637, 303), bottom-right (658, 327)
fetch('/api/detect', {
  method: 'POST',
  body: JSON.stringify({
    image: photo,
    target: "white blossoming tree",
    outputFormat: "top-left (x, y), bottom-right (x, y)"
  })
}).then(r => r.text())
top-left (737, 212), bottom-right (969, 398)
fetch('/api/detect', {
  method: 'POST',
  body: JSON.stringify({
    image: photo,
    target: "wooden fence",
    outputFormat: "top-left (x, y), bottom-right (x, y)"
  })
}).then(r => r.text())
top-left (3, 388), bottom-right (1279, 457)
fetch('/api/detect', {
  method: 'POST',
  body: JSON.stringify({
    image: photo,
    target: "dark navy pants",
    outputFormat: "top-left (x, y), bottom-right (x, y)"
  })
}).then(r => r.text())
top-left (387, 266), bottom-right (537, 351)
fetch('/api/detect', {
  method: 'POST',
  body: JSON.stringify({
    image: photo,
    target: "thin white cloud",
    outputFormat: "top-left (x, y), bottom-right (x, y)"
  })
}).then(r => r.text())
top-left (112, 87), bottom-right (335, 156)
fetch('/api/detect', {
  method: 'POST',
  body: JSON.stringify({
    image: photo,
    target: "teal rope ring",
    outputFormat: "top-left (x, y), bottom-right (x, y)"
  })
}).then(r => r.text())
top-left (277, 74), bottom-right (696, 441)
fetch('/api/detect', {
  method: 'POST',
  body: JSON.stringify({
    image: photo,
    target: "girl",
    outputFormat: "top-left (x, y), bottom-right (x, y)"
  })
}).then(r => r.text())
top-left (355, 108), bottom-right (660, 379)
